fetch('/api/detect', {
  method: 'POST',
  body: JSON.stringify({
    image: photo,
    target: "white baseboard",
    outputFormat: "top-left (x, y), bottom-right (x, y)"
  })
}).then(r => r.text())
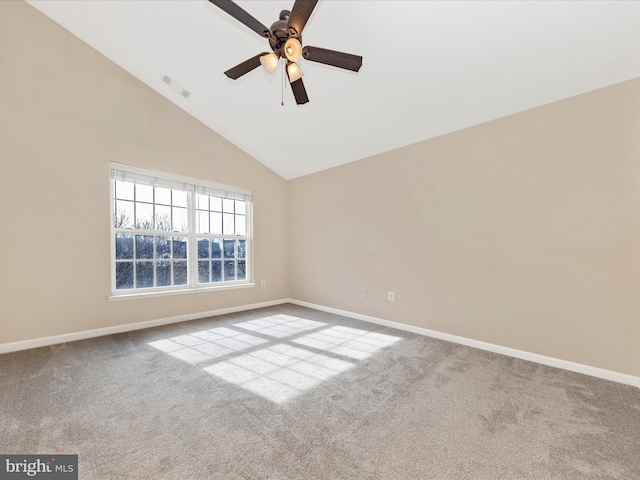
top-left (0, 299), bottom-right (289, 355)
top-left (3, 298), bottom-right (638, 389)
top-left (288, 299), bottom-right (640, 389)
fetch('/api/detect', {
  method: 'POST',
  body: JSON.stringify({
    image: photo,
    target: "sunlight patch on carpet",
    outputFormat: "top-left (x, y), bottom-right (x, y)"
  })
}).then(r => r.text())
top-left (203, 345), bottom-right (353, 403)
top-left (148, 328), bottom-right (268, 365)
top-left (233, 314), bottom-right (326, 338)
top-left (293, 326), bottom-right (401, 360)
top-left (149, 315), bottom-right (401, 403)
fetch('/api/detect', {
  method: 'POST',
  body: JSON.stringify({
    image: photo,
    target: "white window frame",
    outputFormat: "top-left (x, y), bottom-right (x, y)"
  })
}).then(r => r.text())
top-left (109, 162), bottom-right (254, 300)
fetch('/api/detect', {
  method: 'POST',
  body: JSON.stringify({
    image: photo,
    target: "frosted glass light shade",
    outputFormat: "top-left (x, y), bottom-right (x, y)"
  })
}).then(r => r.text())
top-left (260, 53), bottom-right (279, 74)
top-left (287, 62), bottom-right (303, 83)
top-left (284, 38), bottom-right (302, 62)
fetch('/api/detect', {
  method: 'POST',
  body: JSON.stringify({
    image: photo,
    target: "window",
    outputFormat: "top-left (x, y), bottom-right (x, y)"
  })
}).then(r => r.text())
top-left (110, 163), bottom-right (252, 297)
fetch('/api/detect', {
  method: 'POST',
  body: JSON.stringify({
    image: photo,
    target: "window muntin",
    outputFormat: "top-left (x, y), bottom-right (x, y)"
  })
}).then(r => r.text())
top-left (110, 164), bottom-right (252, 295)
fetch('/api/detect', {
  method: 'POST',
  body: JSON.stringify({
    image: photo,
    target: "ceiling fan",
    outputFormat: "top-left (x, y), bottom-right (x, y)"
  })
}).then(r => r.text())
top-left (209, 0), bottom-right (363, 105)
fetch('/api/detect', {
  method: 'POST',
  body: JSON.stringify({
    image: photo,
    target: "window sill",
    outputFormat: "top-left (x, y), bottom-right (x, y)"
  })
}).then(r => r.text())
top-left (108, 282), bottom-right (256, 301)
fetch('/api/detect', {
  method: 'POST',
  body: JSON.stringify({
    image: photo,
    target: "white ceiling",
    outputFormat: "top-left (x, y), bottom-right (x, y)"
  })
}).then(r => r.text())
top-left (26, 1), bottom-right (640, 179)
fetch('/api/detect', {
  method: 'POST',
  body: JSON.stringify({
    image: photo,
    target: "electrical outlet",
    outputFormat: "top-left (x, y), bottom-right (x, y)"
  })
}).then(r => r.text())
top-left (260, 279), bottom-right (266, 287)
top-left (363, 289), bottom-right (368, 297)
top-left (388, 291), bottom-right (395, 302)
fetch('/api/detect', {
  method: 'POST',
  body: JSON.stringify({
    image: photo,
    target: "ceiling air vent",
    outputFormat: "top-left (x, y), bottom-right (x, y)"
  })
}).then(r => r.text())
top-left (161, 74), bottom-right (192, 99)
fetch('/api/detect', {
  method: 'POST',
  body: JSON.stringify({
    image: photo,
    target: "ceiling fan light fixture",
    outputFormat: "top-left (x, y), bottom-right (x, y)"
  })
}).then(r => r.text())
top-left (286, 62), bottom-right (304, 83)
top-left (260, 53), bottom-right (279, 74)
top-left (210, 0), bottom-right (362, 104)
top-left (284, 38), bottom-right (302, 62)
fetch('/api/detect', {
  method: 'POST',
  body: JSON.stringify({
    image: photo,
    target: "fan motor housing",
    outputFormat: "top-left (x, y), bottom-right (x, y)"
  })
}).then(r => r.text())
top-left (268, 10), bottom-right (299, 54)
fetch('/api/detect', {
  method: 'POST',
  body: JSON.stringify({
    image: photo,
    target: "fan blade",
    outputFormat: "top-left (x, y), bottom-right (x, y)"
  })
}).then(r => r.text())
top-left (209, 0), bottom-right (270, 38)
top-left (286, 0), bottom-right (319, 38)
top-left (224, 53), bottom-right (268, 80)
top-left (290, 78), bottom-right (309, 105)
top-left (302, 46), bottom-right (362, 72)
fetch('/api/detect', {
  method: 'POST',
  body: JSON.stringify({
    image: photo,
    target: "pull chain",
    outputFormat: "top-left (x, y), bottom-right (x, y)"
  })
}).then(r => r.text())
top-left (281, 58), bottom-right (285, 106)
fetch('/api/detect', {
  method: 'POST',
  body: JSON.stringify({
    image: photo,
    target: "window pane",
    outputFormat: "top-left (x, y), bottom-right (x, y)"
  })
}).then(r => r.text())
top-left (198, 261), bottom-right (210, 283)
top-left (223, 198), bottom-right (235, 213)
top-left (237, 260), bottom-right (246, 280)
top-left (156, 236), bottom-right (171, 259)
top-left (212, 261), bottom-right (222, 282)
top-left (238, 239), bottom-right (246, 259)
top-left (211, 212), bottom-right (222, 235)
top-left (114, 200), bottom-right (134, 228)
top-left (235, 215), bottom-right (246, 235)
top-left (115, 180), bottom-right (134, 201)
top-left (173, 190), bottom-right (188, 208)
top-left (115, 262), bottom-right (134, 289)
top-left (156, 261), bottom-right (172, 287)
top-left (198, 210), bottom-right (209, 234)
top-left (155, 205), bottom-right (171, 231)
top-left (235, 200), bottom-right (245, 215)
top-left (223, 213), bottom-right (234, 235)
top-left (115, 234), bottom-right (134, 260)
top-left (197, 238), bottom-right (210, 259)
top-left (136, 235), bottom-right (154, 259)
top-left (224, 239), bottom-right (235, 259)
top-left (224, 261), bottom-right (236, 281)
top-left (155, 187), bottom-right (171, 205)
top-left (136, 261), bottom-right (154, 288)
top-left (197, 194), bottom-right (209, 210)
top-left (173, 237), bottom-right (187, 259)
top-left (172, 207), bottom-right (188, 232)
top-left (136, 184), bottom-right (153, 203)
top-left (211, 196), bottom-right (222, 212)
top-left (212, 239), bottom-right (222, 259)
top-left (135, 202), bottom-right (154, 229)
top-left (174, 262), bottom-right (188, 285)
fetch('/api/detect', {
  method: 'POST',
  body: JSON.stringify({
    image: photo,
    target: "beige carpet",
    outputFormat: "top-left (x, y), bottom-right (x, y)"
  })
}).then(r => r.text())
top-left (1, 304), bottom-right (639, 479)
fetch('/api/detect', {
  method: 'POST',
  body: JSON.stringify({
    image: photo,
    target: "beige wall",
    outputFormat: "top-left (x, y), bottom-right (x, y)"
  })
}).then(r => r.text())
top-left (289, 78), bottom-right (640, 377)
top-left (0, 1), bottom-right (289, 344)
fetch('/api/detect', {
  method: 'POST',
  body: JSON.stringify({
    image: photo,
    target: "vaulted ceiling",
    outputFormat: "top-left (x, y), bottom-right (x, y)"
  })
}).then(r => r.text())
top-left (26, 1), bottom-right (640, 179)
